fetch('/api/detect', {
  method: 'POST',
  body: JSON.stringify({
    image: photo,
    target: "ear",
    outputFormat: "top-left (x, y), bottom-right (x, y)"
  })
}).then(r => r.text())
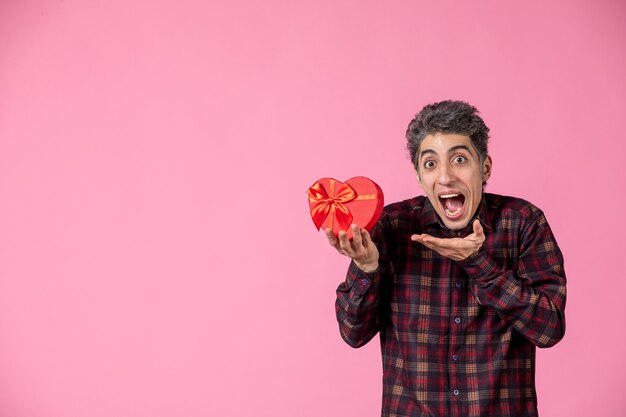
top-left (482, 155), bottom-right (493, 183)
top-left (416, 171), bottom-right (424, 190)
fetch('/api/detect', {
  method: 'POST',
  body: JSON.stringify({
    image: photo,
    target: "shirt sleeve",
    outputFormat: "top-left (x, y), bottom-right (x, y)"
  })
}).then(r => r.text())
top-left (335, 217), bottom-right (391, 348)
top-left (335, 262), bottom-right (382, 348)
top-left (456, 211), bottom-right (567, 348)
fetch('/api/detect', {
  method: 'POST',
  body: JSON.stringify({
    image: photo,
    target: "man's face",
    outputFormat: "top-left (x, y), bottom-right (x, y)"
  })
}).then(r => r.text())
top-left (416, 132), bottom-right (492, 230)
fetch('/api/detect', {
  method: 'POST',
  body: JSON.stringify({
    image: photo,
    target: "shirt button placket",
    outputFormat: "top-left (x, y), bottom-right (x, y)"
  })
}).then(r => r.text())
top-left (449, 264), bottom-right (465, 413)
top-left (451, 317), bottom-right (462, 405)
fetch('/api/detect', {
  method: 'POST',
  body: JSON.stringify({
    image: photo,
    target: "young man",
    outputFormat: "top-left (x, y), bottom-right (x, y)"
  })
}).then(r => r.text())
top-left (326, 100), bottom-right (567, 417)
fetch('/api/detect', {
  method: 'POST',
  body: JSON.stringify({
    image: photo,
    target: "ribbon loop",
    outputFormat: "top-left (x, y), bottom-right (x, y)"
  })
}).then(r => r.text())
top-left (307, 179), bottom-right (357, 231)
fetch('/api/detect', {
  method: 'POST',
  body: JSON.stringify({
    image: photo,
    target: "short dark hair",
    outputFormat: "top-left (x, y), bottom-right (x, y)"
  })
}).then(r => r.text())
top-left (406, 100), bottom-right (490, 170)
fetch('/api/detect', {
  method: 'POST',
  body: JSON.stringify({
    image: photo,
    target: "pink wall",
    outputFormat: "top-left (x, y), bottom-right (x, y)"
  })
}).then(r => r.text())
top-left (1, 1), bottom-right (624, 416)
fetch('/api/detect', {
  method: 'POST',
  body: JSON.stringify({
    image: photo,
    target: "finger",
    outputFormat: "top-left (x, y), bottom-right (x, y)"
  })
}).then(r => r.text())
top-left (360, 228), bottom-right (372, 248)
top-left (350, 224), bottom-right (363, 248)
top-left (325, 228), bottom-right (341, 248)
top-left (417, 234), bottom-right (439, 245)
top-left (410, 233), bottom-right (429, 242)
top-left (338, 230), bottom-right (355, 255)
top-left (325, 228), bottom-right (337, 244)
top-left (420, 235), bottom-right (458, 250)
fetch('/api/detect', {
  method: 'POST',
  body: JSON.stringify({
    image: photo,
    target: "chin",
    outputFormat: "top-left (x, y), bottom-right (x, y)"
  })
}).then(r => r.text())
top-left (446, 220), bottom-right (470, 230)
top-left (437, 209), bottom-right (472, 230)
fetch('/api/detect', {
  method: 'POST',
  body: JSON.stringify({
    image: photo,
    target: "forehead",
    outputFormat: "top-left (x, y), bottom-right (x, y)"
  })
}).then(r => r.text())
top-left (419, 133), bottom-right (476, 157)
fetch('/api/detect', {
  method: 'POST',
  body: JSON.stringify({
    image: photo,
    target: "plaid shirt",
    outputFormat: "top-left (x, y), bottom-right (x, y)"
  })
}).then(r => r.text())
top-left (336, 193), bottom-right (567, 417)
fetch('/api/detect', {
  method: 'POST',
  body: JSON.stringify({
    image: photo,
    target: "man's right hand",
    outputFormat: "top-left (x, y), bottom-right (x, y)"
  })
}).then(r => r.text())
top-left (325, 224), bottom-right (379, 273)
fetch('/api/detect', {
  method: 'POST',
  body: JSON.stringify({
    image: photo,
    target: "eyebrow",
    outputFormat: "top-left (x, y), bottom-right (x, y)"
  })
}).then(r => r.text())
top-left (448, 144), bottom-right (474, 155)
top-left (419, 144), bottom-right (474, 160)
top-left (419, 149), bottom-right (437, 159)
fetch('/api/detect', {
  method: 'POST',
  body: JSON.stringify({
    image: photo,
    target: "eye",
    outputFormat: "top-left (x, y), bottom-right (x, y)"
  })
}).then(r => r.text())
top-left (453, 156), bottom-right (466, 164)
top-left (424, 160), bottom-right (436, 169)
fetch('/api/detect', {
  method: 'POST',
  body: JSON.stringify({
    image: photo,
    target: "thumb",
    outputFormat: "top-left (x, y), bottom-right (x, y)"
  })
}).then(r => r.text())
top-left (473, 219), bottom-right (484, 236)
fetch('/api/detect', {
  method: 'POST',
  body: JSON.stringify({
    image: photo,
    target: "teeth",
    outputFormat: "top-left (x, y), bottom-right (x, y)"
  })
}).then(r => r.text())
top-left (445, 207), bottom-right (462, 216)
top-left (440, 193), bottom-right (460, 199)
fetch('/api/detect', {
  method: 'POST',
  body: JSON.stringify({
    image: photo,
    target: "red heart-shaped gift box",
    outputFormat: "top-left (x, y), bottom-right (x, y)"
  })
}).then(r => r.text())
top-left (307, 176), bottom-right (384, 239)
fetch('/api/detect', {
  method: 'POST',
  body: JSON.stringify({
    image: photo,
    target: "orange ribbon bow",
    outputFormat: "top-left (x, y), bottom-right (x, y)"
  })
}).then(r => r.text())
top-left (307, 179), bottom-right (356, 231)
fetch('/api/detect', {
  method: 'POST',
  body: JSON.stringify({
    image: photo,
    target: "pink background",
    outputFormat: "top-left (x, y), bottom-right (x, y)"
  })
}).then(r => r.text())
top-left (1, 1), bottom-right (624, 416)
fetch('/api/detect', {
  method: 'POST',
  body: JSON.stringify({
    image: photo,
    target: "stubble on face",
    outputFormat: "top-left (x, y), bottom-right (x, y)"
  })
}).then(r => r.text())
top-left (416, 133), bottom-right (491, 230)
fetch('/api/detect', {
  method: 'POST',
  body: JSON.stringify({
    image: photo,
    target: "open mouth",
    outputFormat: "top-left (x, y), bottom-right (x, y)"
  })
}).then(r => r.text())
top-left (439, 193), bottom-right (465, 218)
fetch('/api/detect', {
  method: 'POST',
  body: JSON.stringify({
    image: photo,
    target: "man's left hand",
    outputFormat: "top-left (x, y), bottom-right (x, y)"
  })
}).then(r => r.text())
top-left (411, 219), bottom-right (485, 261)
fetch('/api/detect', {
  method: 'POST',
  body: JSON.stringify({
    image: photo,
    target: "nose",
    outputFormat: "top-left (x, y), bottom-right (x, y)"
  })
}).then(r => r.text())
top-left (437, 162), bottom-right (455, 185)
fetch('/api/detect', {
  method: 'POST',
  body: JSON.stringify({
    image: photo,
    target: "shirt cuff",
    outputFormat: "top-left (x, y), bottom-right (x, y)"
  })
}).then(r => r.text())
top-left (455, 247), bottom-right (502, 284)
top-left (347, 261), bottom-right (380, 295)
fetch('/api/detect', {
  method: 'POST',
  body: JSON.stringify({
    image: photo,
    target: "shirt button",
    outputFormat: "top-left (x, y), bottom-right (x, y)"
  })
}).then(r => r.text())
top-left (361, 279), bottom-right (369, 285)
top-left (454, 317), bottom-right (461, 324)
top-left (452, 355), bottom-right (458, 361)
top-left (453, 389), bottom-right (460, 396)
top-left (455, 281), bottom-right (461, 288)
